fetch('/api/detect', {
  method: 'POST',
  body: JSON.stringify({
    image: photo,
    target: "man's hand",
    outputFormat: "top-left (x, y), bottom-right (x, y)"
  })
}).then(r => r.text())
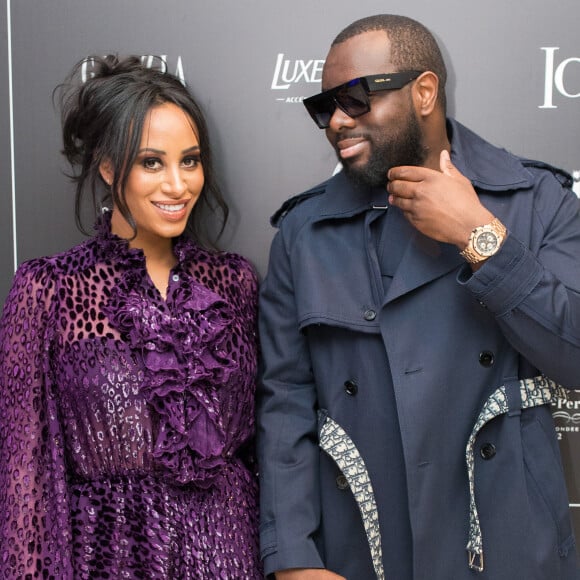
top-left (275, 568), bottom-right (347, 580)
top-left (387, 149), bottom-right (494, 249)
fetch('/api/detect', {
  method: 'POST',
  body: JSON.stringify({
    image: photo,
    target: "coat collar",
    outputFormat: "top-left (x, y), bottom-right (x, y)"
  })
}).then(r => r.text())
top-left (306, 173), bottom-right (465, 304)
top-left (271, 119), bottom-right (536, 303)
top-left (384, 118), bottom-right (537, 302)
top-left (447, 118), bottom-right (535, 191)
top-left (307, 118), bottom-right (535, 302)
top-left (310, 117), bottom-right (535, 223)
top-left (316, 170), bottom-right (387, 221)
top-left (271, 118), bottom-right (537, 229)
top-left (383, 216), bottom-right (464, 304)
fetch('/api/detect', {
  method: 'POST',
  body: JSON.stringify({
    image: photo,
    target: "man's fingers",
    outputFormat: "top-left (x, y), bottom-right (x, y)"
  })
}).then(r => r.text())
top-left (388, 165), bottom-right (427, 183)
top-left (439, 149), bottom-right (459, 177)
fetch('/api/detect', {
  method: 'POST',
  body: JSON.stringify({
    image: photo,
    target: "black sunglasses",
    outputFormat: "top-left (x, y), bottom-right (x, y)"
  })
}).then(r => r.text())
top-left (303, 70), bottom-right (423, 129)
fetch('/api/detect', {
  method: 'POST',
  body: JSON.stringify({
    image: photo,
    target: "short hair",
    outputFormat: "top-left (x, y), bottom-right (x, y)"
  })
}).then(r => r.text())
top-left (332, 14), bottom-right (447, 110)
top-left (55, 54), bottom-right (228, 249)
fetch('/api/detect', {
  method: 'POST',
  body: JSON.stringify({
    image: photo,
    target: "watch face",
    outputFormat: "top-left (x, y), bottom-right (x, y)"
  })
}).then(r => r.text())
top-left (475, 231), bottom-right (499, 255)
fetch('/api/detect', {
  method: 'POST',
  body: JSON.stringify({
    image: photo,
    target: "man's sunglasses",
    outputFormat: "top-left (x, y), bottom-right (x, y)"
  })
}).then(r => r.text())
top-left (303, 70), bottom-right (423, 129)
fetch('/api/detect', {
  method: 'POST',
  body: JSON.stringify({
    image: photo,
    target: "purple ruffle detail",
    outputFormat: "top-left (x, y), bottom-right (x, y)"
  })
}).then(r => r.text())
top-left (98, 213), bottom-right (238, 487)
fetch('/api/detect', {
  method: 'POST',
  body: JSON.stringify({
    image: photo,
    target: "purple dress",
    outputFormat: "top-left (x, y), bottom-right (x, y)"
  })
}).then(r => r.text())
top-left (0, 215), bottom-right (263, 579)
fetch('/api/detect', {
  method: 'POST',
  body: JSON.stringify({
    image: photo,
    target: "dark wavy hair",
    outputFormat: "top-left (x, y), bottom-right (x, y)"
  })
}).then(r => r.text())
top-left (55, 55), bottom-right (228, 249)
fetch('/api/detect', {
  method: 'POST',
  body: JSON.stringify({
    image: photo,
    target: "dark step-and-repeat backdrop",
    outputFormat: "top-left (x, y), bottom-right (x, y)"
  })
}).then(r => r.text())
top-left (2, 0), bottom-right (580, 542)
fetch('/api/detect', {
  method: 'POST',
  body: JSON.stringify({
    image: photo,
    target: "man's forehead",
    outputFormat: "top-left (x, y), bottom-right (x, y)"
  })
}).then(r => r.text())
top-left (322, 31), bottom-right (393, 88)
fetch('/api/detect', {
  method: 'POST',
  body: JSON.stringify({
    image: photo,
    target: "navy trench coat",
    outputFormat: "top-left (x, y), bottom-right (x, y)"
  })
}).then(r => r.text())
top-left (257, 119), bottom-right (580, 579)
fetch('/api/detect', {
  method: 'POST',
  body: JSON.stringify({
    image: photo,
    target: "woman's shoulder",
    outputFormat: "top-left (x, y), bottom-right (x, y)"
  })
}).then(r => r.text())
top-left (185, 242), bottom-right (257, 283)
top-left (3, 256), bottom-right (60, 324)
top-left (9, 240), bottom-right (99, 300)
top-left (216, 250), bottom-right (258, 281)
top-left (19, 238), bottom-right (96, 274)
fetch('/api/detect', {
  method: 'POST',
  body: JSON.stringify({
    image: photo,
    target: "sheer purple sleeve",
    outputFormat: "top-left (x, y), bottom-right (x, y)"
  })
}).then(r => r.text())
top-left (0, 260), bottom-right (73, 577)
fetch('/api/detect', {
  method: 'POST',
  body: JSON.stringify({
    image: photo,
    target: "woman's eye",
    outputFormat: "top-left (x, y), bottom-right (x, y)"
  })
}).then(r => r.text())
top-left (142, 157), bottom-right (161, 170)
top-left (182, 155), bottom-right (201, 169)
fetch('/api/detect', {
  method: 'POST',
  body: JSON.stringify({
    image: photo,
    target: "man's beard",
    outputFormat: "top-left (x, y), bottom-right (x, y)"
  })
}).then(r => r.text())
top-left (341, 108), bottom-right (427, 189)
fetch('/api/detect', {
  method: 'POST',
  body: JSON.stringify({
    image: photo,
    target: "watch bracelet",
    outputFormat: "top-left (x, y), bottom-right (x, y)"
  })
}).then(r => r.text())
top-left (460, 217), bottom-right (506, 264)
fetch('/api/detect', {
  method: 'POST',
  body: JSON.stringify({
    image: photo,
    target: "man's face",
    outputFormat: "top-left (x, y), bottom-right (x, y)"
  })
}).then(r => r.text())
top-left (322, 30), bottom-right (427, 188)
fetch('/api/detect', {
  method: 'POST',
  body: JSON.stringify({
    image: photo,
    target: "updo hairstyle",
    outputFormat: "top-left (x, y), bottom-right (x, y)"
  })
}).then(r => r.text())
top-left (56, 54), bottom-right (228, 247)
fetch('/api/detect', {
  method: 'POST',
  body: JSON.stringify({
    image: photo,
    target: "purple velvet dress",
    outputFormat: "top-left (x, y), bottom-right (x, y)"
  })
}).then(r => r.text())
top-left (0, 215), bottom-right (262, 579)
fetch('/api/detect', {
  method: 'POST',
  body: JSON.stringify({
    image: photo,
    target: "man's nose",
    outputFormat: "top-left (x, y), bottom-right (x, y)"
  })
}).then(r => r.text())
top-left (327, 103), bottom-right (357, 132)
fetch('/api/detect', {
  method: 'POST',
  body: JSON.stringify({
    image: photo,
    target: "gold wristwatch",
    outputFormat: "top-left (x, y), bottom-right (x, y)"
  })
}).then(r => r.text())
top-left (460, 217), bottom-right (507, 264)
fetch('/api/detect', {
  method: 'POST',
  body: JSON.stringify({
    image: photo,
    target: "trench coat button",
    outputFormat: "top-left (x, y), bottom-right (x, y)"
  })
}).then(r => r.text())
top-left (478, 351), bottom-right (495, 367)
top-left (363, 309), bottom-right (376, 321)
top-left (344, 380), bottom-right (358, 396)
top-left (336, 475), bottom-right (349, 490)
top-left (480, 443), bottom-right (496, 460)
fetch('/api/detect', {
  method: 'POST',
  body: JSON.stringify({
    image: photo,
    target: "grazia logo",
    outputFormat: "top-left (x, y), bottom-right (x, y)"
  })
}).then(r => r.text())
top-left (81, 55), bottom-right (186, 85)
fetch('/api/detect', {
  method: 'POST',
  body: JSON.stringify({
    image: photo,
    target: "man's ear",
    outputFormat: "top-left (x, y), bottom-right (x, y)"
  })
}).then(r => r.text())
top-left (99, 159), bottom-right (114, 186)
top-left (412, 71), bottom-right (439, 118)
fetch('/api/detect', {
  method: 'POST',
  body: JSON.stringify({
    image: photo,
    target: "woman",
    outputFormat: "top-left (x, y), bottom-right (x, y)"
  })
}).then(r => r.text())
top-left (0, 55), bottom-right (262, 578)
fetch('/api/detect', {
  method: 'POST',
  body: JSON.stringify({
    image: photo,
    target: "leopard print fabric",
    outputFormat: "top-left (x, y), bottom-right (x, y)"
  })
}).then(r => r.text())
top-left (0, 214), bottom-right (262, 578)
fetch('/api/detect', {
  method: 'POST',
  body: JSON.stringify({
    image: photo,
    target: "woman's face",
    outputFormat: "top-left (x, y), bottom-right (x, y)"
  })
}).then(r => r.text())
top-left (103, 102), bottom-right (205, 249)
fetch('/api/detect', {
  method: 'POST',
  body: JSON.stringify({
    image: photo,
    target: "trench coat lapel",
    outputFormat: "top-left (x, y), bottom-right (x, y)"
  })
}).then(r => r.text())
top-left (384, 221), bottom-right (464, 304)
top-left (311, 171), bottom-right (465, 305)
top-left (381, 116), bottom-right (538, 304)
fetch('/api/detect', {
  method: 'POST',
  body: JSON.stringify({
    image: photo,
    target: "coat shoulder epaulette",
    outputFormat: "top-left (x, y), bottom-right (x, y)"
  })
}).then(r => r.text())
top-left (521, 158), bottom-right (573, 189)
top-left (271, 181), bottom-right (329, 227)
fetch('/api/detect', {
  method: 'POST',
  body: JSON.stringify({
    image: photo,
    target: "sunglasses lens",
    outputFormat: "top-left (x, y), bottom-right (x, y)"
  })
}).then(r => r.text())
top-left (335, 88), bottom-right (369, 119)
top-left (304, 78), bottom-right (371, 128)
top-left (304, 97), bottom-right (335, 128)
top-left (310, 103), bottom-right (334, 128)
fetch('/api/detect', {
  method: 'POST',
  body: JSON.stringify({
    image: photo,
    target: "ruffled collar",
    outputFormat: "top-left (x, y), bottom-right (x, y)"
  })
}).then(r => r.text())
top-left (94, 209), bottom-right (197, 267)
top-left (97, 211), bottom-right (238, 487)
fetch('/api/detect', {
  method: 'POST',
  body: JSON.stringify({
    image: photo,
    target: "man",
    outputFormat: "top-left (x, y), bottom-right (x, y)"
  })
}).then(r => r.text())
top-left (257, 14), bottom-right (580, 580)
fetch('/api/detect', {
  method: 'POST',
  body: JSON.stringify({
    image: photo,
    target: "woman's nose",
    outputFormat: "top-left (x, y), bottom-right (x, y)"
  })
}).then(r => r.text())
top-left (161, 167), bottom-right (188, 196)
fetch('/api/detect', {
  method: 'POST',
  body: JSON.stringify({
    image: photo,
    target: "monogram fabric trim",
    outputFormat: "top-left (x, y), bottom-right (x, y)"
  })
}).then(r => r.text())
top-left (319, 414), bottom-right (384, 580)
top-left (465, 376), bottom-right (567, 572)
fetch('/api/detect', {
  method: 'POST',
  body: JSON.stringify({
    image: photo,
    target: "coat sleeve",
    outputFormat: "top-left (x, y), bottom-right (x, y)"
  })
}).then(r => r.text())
top-left (460, 173), bottom-right (580, 387)
top-left (257, 227), bottom-right (325, 576)
top-left (0, 259), bottom-right (73, 577)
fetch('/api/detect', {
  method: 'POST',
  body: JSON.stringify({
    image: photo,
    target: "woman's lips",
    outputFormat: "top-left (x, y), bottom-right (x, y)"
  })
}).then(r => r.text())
top-left (152, 201), bottom-right (188, 221)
